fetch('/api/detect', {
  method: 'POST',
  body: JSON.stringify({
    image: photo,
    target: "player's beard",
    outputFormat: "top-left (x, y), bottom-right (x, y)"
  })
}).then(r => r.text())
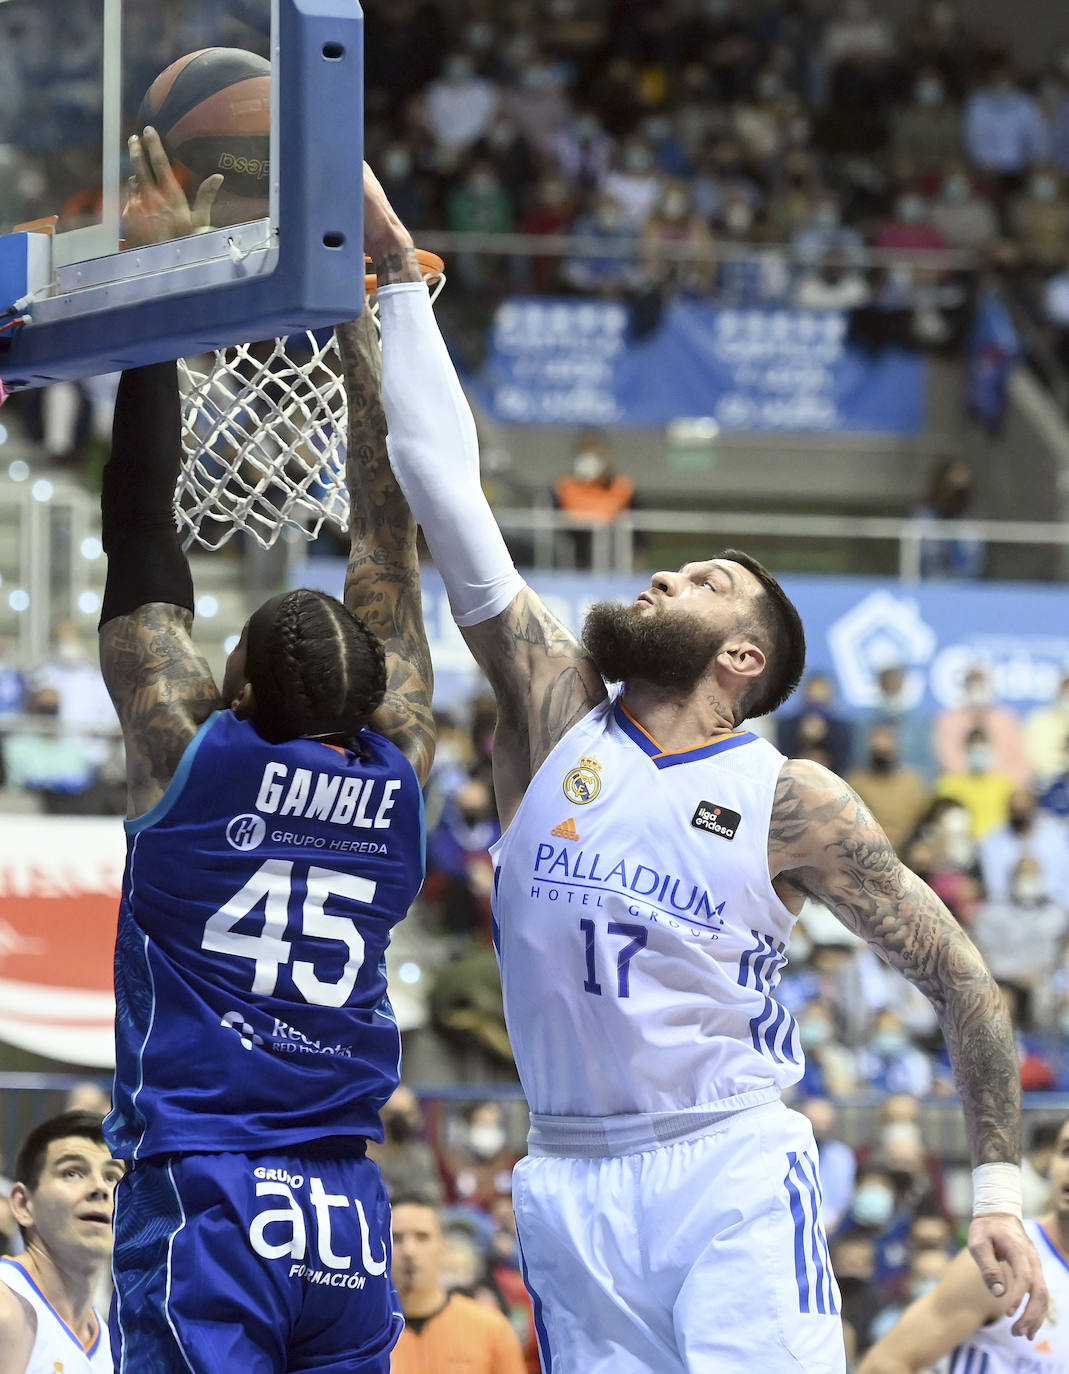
top-left (581, 601), bottom-right (724, 693)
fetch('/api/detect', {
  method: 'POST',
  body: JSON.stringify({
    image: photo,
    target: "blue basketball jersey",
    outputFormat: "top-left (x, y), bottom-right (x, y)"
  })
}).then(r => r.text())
top-left (107, 711), bottom-right (425, 1161)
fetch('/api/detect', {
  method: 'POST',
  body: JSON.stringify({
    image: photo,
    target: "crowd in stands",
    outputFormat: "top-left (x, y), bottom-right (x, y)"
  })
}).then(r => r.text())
top-left (7, 0), bottom-right (1069, 334)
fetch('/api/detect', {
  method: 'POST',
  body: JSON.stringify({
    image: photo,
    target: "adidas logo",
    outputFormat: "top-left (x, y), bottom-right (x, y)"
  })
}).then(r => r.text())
top-left (551, 817), bottom-right (580, 841)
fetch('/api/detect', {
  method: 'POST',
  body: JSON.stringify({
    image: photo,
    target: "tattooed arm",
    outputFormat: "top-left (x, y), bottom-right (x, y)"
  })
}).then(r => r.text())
top-left (365, 164), bottom-right (604, 823)
top-left (336, 309), bottom-right (435, 785)
top-left (769, 757), bottom-right (1048, 1338)
top-left (98, 363), bottom-right (219, 818)
top-left (458, 596), bottom-right (607, 826)
top-left (100, 607), bottom-right (219, 817)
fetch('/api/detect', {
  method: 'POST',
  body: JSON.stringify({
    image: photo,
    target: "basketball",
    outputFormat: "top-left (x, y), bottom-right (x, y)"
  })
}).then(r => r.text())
top-left (137, 47), bottom-right (270, 201)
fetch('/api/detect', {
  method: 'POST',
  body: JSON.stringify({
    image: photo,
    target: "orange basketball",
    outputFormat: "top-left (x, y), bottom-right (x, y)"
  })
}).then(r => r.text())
top-left (137, 47), bottom-right (271, 200)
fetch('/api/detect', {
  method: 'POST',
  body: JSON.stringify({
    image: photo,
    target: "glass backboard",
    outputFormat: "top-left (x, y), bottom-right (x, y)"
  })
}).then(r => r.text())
top-left (0, 0), bottom-right (364, 388)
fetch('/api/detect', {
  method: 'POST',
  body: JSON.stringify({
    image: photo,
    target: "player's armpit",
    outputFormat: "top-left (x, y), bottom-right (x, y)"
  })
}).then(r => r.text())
top-left (857, 1247), bottom-right (1006, 1374)
top-left (0, 1282), bottom-right (38, 1374)
top-left (337, 313), bottom-right (435, 785)
top-left (768, 757), bottom-right (1020, 1170)
top-left (461, 586), bottom-right (606, 816)
top-left (99, 603), bottom-right (219, 817)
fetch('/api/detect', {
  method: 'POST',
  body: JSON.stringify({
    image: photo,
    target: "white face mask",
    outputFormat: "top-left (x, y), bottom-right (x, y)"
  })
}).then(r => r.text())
top-left (468, 1123), bottom-right (507, 1158)
top-left (967, 744), bottom-right (993, 773)
top-left (56, 638), bottom-right (87, 666)
top-left (1013, 875), bottom-right (1044, 904)
top-left (965, 682), bottom-right (992, 707)
top-left (573, 451), bottom-right (607, 482)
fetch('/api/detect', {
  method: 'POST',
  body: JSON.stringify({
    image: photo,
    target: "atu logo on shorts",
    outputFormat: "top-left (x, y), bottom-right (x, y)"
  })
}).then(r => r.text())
top-left (563, 757), bottom-right (603, 806)
top-left (226, 814), bottom-right (267, 850)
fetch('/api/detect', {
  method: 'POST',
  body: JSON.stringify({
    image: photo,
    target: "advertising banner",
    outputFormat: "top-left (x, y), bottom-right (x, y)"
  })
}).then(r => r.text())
top-left (466, 298), bottom-right (926, 434)
top-left (0, 815), bottom-right (122, 1066)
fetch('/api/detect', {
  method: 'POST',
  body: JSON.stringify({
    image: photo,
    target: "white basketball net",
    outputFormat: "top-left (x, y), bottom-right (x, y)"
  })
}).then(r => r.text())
top-left (175, 266), bottom-right (445, 550)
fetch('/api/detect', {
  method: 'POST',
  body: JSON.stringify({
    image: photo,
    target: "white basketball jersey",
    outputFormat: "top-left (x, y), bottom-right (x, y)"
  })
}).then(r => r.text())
top-left (0, 1258), bottom-right (112, 1374)
top-left (949, 1220), bottom-right (1069, 1374)
top-left (490, 693), bottom-right (802, 1117)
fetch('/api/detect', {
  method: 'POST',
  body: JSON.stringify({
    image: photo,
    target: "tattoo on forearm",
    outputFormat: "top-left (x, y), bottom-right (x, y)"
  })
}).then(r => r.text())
top-left (770, 766), bottom-right (1020, 1166)
top-left (99, 604), bottom-right (218, 806)
top-left (336, 315), bottom-right (434, 779)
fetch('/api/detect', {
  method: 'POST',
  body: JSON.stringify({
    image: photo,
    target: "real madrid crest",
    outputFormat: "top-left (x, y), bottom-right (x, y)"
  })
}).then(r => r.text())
top-left (563, 756), bottom-right (602, 805)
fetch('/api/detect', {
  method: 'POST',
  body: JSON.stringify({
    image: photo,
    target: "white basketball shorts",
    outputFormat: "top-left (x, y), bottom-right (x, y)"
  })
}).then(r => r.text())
top-left (513, 1097), bottom-right (846, 1374)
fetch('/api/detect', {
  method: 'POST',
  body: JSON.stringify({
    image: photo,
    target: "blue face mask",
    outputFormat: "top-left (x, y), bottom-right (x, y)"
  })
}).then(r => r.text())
top-left (851, 1184), bottom-right (895, 1229)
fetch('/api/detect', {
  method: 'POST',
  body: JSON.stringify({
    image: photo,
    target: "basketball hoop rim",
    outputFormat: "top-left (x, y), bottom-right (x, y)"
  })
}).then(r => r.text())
top-left (364, 248), bottom-right (444, 295)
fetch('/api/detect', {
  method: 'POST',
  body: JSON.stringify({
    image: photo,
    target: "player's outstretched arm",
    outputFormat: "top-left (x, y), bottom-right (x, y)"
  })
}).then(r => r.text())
top-left (336, 307), bottom-right (435, 785)
top-left (857, 1246), bottom-right (1007, 1374)
top-left (364, 163), bottom-right (605, 823)
top-left (769, 757), bottom-right (1049, 1339)
top-left (98, 364), bottom-right (218, 818)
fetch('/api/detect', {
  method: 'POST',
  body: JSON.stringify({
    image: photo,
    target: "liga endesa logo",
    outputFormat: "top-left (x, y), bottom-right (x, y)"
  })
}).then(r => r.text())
top-left (690, 801), bottom-right (742, 840)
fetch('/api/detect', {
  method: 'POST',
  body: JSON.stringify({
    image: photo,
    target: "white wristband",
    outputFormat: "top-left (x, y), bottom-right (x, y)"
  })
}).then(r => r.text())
top-left (972, 1163), bottom-right (1023, 1218)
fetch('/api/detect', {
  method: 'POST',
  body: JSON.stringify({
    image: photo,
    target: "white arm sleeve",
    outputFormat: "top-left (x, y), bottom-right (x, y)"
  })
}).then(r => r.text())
top-left (377, 280), bottom-right (526, 627)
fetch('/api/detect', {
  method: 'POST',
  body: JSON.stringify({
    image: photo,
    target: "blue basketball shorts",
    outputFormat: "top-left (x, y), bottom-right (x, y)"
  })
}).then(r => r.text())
top-left (513, 1098), bottom-right (846, 1374)
top-left (110, 1144), bottom-right (403, 1374)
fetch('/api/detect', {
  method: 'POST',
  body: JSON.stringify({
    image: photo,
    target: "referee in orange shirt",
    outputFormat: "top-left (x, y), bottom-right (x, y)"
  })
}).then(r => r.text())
top-left (391, 1196), bottom-right (526, 1374)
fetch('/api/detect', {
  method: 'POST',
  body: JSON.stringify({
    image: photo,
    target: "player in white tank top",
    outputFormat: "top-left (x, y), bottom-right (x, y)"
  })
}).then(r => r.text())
top-left (492, 690), bottom-right (802, 1119)
top-left (365, 166), bottom-right (1049, 1369)
top-left (0, 1260), bottom-right (111, 1374)
top-left (0, 1112), bottom-right (120, 1374)
top-left (859, 1117), bottom-right (1069, 1374)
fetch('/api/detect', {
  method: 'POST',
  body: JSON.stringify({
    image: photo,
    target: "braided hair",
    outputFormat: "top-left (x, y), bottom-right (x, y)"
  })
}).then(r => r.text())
top-left (244, 589), bottom-right (387, 744)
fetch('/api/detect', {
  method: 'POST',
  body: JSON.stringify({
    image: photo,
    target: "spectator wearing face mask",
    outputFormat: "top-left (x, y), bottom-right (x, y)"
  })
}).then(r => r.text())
top-left (1025, 672), bottom-right (1069, 787)
top-left (929, 166), bottom-right (1001, 251)
top-left (778, 671), bottom-right (853, 776)
top-left (867, 1247), bottom-right (952, 1346)
top-left (367, 1085), bottom-right (445, 1204)
top-left (831, 1232), bottom-right (883, 1361)
top-left (846, 724), bottom-right (932, 854)
top-left (891, 69), bottom-right (965, 171)
top-left (791, 192), bottom-right (866, 268)
top-left (874, 191), bottom-right (950, 254)
top-left (935, 726), bottom-right (1018, 839)
top-left (601, 135), bottom-right (664, 231)
top-left (841, 1165), bottom-right (911, 1288)
top-left (423, 50), bottom-right (501, 167)
top-left (795, 1001), bottom-right (859, 1097)
top-left (1009, 166), bottom-right (1069, 270)
top-left (641, 179), bottom-right (716, 293)
top-left (971, 857), bottom-right (1069, 1027)
top-left (561, 191), bottom-right (643, 296)
top-left (854, 665), bottom-right (936, 780)
top-left (857, 1010), bottom-right (933, 1098)
top-left (933, 663), bottom-right (1030, 783)
top-left (979, 787), bottom-right (1069, 900)
top-left (442, 1102), bottom-right (519, 1210)
top-left (912, 456), bottom-right (987, 581)
top-left (552, 431), bottom-right (638, 570)
top-left (963, 61), bottom-right (1050, 190)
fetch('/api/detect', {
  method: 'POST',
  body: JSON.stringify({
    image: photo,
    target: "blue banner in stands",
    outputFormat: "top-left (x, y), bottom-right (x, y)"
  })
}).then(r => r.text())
top-left (296, 565), bottom-right (1069, 716)
top-left (465, 298), bottom-right (925, 434)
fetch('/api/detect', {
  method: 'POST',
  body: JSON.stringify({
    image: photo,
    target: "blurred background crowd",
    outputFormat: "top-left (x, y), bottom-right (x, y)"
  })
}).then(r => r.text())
top-left (4, 1), bottom-right (1069, 1368)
